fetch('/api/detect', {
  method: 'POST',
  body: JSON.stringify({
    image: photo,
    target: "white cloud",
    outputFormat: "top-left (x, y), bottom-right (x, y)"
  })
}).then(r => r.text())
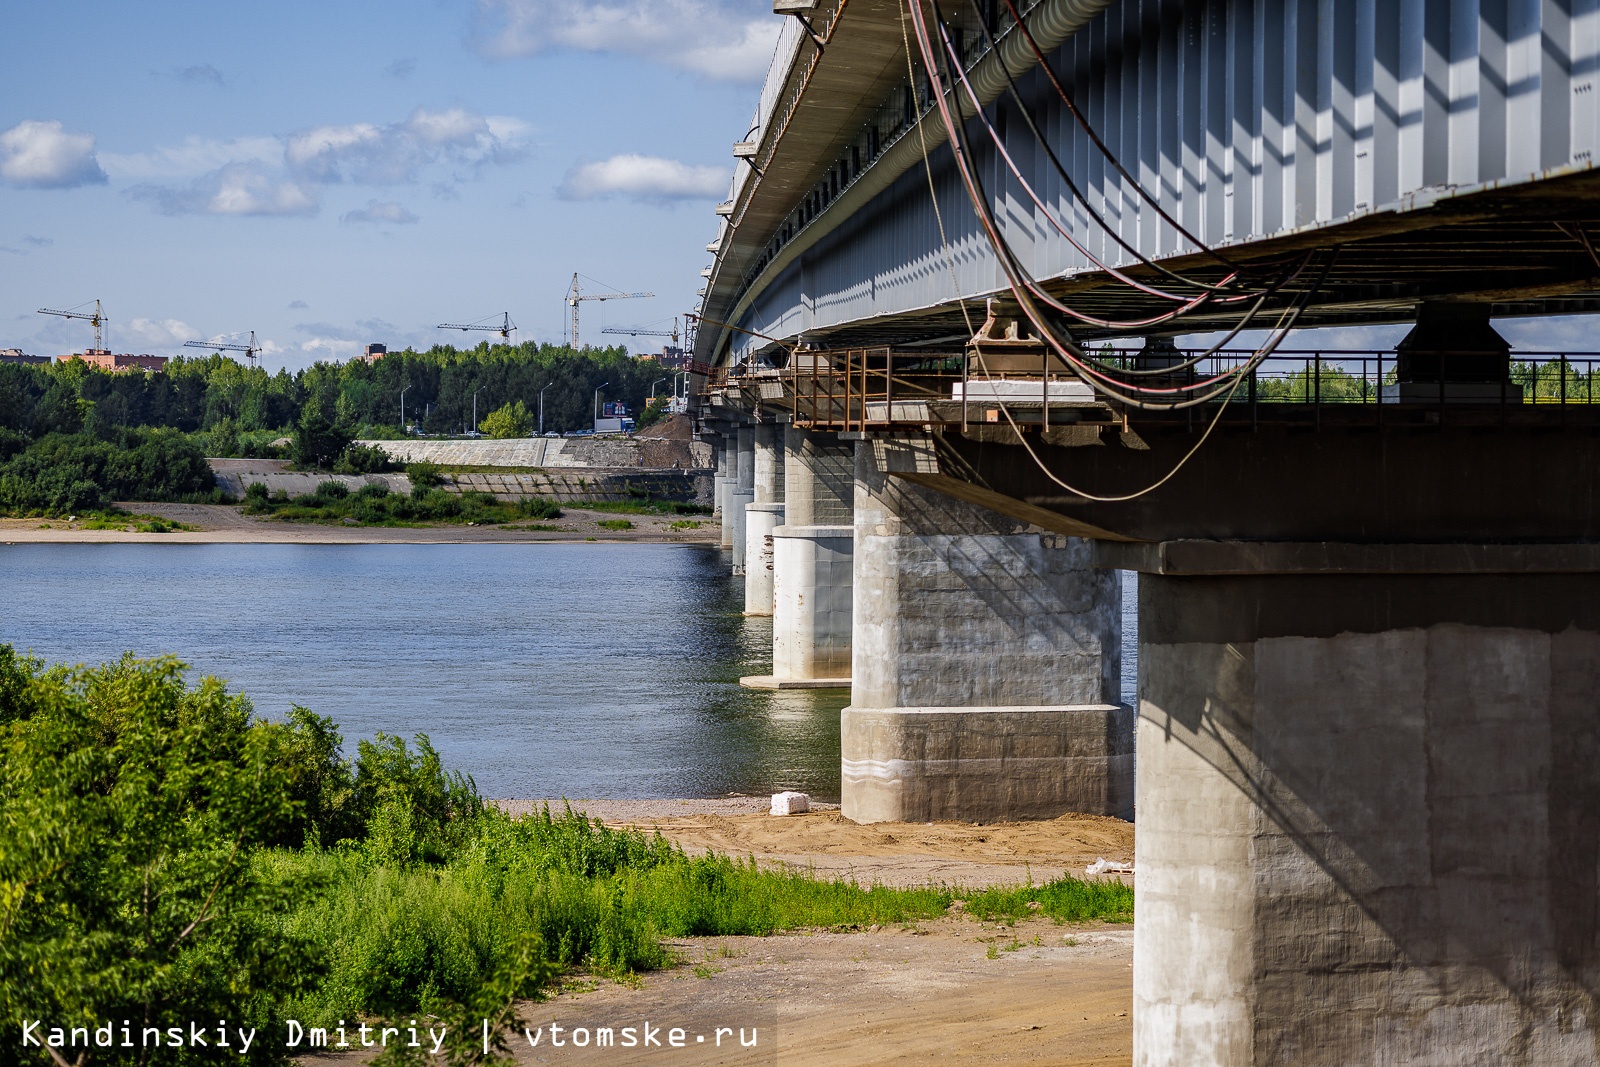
top-left (102, 136), bottom-right (282, 181)
top-left (0, 120), bottom-right (109, 189)
top-left (122, 317), bottom-right (201, 348)
top-left (285, 107), bottom-right (524, 185)
top-left (128, 162), bottom-right (319, 217)
top-left (341, 199), bottom-right (419, 225)
top-left (561, 153), bottom-right (730, 202)
top-left (475, 0), bottom-right (782, 83)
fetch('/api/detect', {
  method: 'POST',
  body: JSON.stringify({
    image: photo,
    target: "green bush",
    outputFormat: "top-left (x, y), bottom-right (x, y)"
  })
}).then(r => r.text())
top-left (335, 443), bottom-right (393, 474)
top-left (515, 496), bottom-right (561, 519)
top-left (406, 460), bottom-right (443, 487)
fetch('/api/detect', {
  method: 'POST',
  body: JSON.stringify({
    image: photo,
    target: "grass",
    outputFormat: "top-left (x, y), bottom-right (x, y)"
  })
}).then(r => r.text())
top-left (668, 520), bottom-right (704, 530)
top-left (961, 876), bottom-right (1134, 925)
top-left (574, 499), bottom-right (712, 516)
top-left (595, 519), bottom-right (633, 531)
top-left (262, 807), bottom-right (969, 1020)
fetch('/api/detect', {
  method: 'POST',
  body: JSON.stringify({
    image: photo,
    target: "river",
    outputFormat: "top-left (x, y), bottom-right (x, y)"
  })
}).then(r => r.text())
top-left (0, 542), bottom-right (1136, 801)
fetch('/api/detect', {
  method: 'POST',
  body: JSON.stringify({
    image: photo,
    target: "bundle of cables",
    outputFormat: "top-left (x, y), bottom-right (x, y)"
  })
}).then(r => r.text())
top-left (903, 0), bottom-right (1336, 413)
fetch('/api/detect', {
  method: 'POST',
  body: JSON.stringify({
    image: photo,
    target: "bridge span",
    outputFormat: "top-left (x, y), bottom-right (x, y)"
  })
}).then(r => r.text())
top-left (691, 1), bottom-right (1600, 1064)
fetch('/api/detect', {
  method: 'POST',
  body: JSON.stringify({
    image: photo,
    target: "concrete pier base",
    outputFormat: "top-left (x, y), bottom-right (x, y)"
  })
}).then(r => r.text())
top-left (1126, 549), bottom-right (1600, 1067)
top-left (743, 502), bottom-right (784, 615)
top-left (842, 436), bottom-right (1128, 823)
top-left (746, 425), bottom-right (855, 688)
top-left (842, 704), bottom-right (1134, 823)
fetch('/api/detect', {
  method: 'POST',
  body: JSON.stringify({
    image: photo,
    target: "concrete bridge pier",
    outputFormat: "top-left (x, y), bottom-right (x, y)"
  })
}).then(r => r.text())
top-left (1118, 543), bottom-right (1600, 1067)
top-left (744, 422), bottom-right (785, 615)
top-left (841, 436), bottom-right (1131, 823)
top-left (743, 426), bottom-right (854, 688)
top-left (715, 434), bottom-right (735, 548)
top-left (729, 426), bottom-right (755, 574)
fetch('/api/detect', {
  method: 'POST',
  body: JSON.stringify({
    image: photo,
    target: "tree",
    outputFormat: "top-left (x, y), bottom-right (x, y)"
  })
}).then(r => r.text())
top-left (479, 400), bottom-right (532, 439)
top-left (291, 402), bottom-right (351, 470)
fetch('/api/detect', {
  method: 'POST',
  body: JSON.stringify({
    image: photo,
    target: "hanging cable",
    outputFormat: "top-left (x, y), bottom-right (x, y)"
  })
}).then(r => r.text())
top-left (997, 0), bottom-right (1245, 272)
top-left (962, 0), bottom-right (1266, 298)
top-left (910, 0), bottom-right (1332, 408)
top-left (934, 16), bottom-right (1315, 341)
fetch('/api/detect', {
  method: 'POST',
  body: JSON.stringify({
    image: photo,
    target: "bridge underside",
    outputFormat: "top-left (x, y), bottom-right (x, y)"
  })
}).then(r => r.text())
top-left (781, 167), bottom-right (1600, 351)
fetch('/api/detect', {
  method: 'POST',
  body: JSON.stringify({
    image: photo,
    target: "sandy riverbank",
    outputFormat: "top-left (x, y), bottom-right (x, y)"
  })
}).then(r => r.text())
top-left (0, 503), bottom-right (721, 545)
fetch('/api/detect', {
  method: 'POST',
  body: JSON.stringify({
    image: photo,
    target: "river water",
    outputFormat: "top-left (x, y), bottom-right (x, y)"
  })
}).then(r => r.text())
top-left (0, 543), bottom-right (1136, 801)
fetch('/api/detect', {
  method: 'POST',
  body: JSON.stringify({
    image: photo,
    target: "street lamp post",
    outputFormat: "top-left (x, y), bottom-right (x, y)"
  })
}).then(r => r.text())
top-left (400, 386), bottom-right (411, 432)
top-left (538, 383), bottom-right (550, 435)
top-left (472, 387), bottom-right (485, 433)
top-left (593, 381), bottom-right (609, 426)
top-left (650, 377), bottom-right (667, 399)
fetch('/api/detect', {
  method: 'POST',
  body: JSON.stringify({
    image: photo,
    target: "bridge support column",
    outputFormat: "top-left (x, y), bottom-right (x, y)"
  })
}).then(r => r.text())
top-left (744, 423), bottom-right (784, 615)
top-left (716, 436), bottom-right (735, 547)
top-left (1122, 545), bottom-right (1600, 1067)
top-left (744, 426), bottom-right (853, 688)
top-left (729, 426), bottom-right (755, 574)
top-left (841, 436), bottom-right (1129, 824)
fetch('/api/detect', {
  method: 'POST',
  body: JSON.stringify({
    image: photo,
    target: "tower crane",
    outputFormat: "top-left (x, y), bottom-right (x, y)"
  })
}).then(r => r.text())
top-left (437, 312), bottom-right (516, 342)
top-left (565, 274), bottom-right (653, 348)
top-left (184, 331), bottom-right (263, 369)
top-left (37, 300), bottom-right (106, 353)
top-left (600, 317), bottom-right (681, 344)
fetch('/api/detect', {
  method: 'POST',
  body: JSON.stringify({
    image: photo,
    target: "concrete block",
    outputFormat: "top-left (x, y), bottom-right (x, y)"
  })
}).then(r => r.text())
top-left (770, 791), bottom-right (810, 815)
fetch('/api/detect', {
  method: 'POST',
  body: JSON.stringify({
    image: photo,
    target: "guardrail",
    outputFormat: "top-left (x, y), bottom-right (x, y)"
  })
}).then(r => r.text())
top-left (708, 347), bottom-right (1600, 431)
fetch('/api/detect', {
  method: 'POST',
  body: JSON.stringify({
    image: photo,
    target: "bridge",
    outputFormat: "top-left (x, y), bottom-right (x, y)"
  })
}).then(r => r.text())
top-left (691, 2), bottom-right (1600, 1064)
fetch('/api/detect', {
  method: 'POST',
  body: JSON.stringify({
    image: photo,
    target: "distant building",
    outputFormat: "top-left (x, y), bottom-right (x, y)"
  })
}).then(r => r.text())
top-left (0, 349), bottom-right (50, 366)
top-left (656, 346), bottom-right (689, 370)
top-left (67, 350), bottom-right (169, 372)
top-left (362, 343), bottom-right (387, 362)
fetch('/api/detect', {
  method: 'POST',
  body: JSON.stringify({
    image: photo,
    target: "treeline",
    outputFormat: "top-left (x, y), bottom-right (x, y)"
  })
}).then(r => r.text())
top-left (0, 342), bottom-right (675, 444)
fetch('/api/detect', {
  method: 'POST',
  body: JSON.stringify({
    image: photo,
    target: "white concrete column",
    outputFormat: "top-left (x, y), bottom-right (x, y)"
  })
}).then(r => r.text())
top-left (744, 504), bottom-right (784, 614)
top-left (741, 425), bottom-right (854, 689)
top-left (1131, 559), bottom-right (1600, 1067)
top-left (743, 424), bottom-right (785, 614)
top-left (841, 435), bottom-right (1129, 824)
top-left (728, 487), bottom-right (754, 574)
top-left (717, 435), bottom-right (737, 548)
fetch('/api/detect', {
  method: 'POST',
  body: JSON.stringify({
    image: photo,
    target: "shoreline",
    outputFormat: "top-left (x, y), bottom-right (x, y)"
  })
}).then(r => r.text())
top-left (0, 502), bottom-right (723, 546)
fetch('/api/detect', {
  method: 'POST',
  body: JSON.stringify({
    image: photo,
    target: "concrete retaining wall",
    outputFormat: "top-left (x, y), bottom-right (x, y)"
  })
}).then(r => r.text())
top-left (358, 436), bottom-right (713, 470)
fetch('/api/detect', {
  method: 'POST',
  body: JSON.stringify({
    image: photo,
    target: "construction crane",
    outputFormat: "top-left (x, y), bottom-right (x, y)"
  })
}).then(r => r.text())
top-left (437, 312), bottom-right (516, 341)
top-left (184, 331), bottom-right (262, 369)
top-left (600, 317), bottom-right (681, 344)
top-left (37, 300), bottom-right (106, 353)
top-left (565, 274), bottom-right (653, 349)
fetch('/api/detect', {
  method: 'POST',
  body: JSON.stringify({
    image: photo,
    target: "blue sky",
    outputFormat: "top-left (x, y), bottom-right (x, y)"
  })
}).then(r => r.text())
top-left (1, 0), bottom-right (773, 369)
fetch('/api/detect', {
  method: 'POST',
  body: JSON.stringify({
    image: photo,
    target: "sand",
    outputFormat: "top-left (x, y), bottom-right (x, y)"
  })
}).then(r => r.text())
top-left (498, 798), bottom-right (1136, 890)
top-left (0, 503), bottom-right (720, 545)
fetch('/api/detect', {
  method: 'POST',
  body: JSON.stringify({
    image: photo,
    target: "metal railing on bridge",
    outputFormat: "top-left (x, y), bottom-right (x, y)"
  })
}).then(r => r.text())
top-left (709, 347), bottom-right (1600, 432)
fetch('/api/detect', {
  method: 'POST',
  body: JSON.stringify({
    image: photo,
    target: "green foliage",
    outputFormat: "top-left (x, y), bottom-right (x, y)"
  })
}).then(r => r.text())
top-left (478, 400), bottom-right (532, 439)
top-left (515, 496), bottom-right (562, 520)
top-left (0, 652), bottom-right (311, 1065)
top-left (634, 395), bottom-right (670, 430)
top-left (406, 460), bottom-right (443, 487)
top-left (962, 875), bottom-right (1134, 924)
top-left (334, 442), bottom-right (394, 474)
top-left (596, 518), bottom-right (634, 530)
top-left (291, 403), bottom-right (353, 470)
top-left (0, 429), bottom-right (218, 515)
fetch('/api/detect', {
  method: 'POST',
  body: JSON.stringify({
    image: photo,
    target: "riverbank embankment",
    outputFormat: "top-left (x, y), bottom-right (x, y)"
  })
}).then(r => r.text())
top-left (0, 503), bottom-right (721, 544)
